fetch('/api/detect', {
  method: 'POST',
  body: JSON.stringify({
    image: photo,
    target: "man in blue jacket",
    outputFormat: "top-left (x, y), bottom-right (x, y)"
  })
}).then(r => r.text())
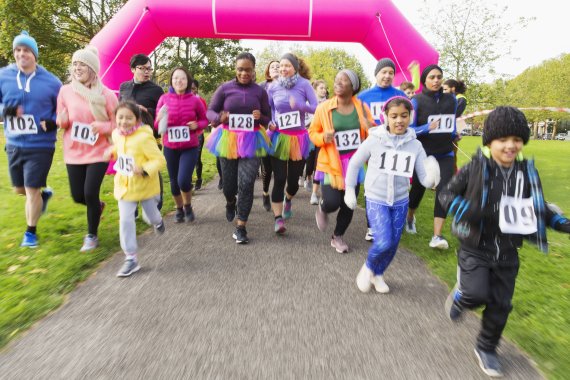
top-left (1, 31), bottom-right (62, 248)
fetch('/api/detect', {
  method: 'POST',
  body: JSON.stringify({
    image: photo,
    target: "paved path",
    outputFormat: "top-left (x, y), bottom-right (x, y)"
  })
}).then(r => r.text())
top-left (0, 178), bottom-right (542, 379)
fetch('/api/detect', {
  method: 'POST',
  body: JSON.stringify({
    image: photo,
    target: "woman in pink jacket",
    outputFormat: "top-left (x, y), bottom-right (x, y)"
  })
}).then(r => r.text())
top-left (155, 67), bottom-right (208, 223)
top-left (56, 45), bottom-right (118, 251)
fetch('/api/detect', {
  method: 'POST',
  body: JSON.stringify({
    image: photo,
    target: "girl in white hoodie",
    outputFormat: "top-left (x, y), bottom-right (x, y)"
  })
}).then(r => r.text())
top-left (344, 96), bottom-right (440, 293)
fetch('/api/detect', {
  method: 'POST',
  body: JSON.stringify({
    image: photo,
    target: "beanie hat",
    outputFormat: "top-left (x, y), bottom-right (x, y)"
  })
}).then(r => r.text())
top-left (281, 53), bottom-right (299, 72)
top-left (420, 64), bottom-right (443, 85)
top-left (482, 106), bottom-right (530, 146)
top-left (374, 58), bottom-right (396, 76)
top-left (12, 31), bottom-right (38, 59)
top-left (72, 45), bottom-right (100, 74)
top-left (339, 69), bottom-right (360, 93)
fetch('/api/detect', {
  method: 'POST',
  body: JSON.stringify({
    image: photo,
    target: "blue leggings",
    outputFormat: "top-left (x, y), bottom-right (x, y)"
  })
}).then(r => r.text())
top-left (366, 198), bottom-right (408, 275)
top-left (164, 146), bottom-right (199, 196)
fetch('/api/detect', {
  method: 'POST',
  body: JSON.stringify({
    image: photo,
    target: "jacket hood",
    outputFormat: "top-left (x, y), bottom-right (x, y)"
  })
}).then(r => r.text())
top-left (369, 125), bottom-right (417, 148)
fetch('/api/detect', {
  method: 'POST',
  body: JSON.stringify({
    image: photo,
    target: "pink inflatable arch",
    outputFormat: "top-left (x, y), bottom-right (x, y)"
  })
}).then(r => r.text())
top-left (91, 0), bottom-right (438, 91)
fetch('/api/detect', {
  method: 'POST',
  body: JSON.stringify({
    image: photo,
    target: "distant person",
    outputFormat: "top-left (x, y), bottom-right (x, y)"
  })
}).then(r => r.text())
top-left (305, 79), bottom-right (328, 206)
top-left (190, 79), bottom-right (208, 191)
top-left (1, 31), bottom-right (62, 248)
top-left (443, 79), bottom-right (467, 172)
top-left (399, 81), bottom-right (416, 99)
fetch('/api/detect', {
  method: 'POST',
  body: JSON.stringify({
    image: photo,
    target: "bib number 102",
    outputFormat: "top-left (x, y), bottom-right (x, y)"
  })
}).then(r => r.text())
top-left (5, 115), bottom-right (38, 135)
top-left (378, 150), bottom-right (415, 178)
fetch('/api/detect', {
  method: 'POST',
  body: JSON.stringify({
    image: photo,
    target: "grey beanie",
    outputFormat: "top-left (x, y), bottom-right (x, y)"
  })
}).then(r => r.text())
top-left (374, 58), bottom-right (395, 76)
top-left (281, 53), bottom-right (299, 72)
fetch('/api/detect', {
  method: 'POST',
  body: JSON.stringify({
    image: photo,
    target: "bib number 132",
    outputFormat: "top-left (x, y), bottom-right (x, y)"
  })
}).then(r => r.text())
top-left (334, 130), bottom-right (360, 151)
top-left (378, 150), bottom-right (415, 178)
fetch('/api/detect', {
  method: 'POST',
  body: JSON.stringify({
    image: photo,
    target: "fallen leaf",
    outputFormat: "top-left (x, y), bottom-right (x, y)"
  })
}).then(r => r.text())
top-left (29, 268), bottom-right (48, 274)
top-left (7, 265), bottom-right (20, 273)
top-left (6, 243), bottom-right (15, 249)
top-left (18, 256), bottom-right (30, 262)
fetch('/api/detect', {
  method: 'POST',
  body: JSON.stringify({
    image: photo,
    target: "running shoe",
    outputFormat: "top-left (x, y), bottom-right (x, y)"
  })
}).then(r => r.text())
top-left (217, 178), bottom-right (223, 190)
top-left (175, 208), bottom-right (185, 223)
top-left (304, 179), bottom-right (311, 192)
top-left (330, 235), bottom-right (349, 253)
top-left (262, 194), bottom-right (271, 211)
top-left (373, 275), bottom-right (390, 293)
top-left (41, 187), bottom-right (53, 214)
top-left (20, 231), bottom-right (38, 248)
top-left (116, 259), bottom-right (140, 277)
top-left (429, 235), bottom-right (449, 250)
top-left (474, 348), bottom-right (503, 378)
top-left (283, 198), bottom-right (293, 219)
top-left (365, 228), bottom-right (374, 242)
top-left (315, 204), bottom-right (328, 232)
top-left (154, 220), bottom-right (166, 235)
top-left (310, 193), bottom-right (319, 205)
top-left (80, 234), bottom-right (99, 252)
top-left (232, 227), bottom-right (249, 244)
top-left (405, 216), bottom-right (417, 234)
top-left (184, 205), bottom-right (195, 222)
top-left (445, 284), bottom-right (464, 321)
top-left (356, 263), bottom-right (374, 293)
top-left (194, 178), bottom-right (203, 190)
top-left (226, 201), bottom-right (236, 222)
top-left (274, 217), bottom-right (286, 234)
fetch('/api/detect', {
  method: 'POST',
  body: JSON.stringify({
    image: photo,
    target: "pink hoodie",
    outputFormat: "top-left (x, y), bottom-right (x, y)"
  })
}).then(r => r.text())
top-left (57, 85), bottom-right (118, 164)
top-left (154, 91), bottom-right (208, 150)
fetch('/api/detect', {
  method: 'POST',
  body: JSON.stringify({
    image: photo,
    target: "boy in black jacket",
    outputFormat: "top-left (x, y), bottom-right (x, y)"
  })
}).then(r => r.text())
top-left (439, 106), bottom-right (570, 377)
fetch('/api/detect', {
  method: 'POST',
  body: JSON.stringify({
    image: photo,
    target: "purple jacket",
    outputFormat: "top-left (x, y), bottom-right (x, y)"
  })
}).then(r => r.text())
top-left (268, 76), bottom-right (318, 131)
top-left (207, 79), bottom-right (271, 127)
top-left (154, 91), bottom-right (208, 150)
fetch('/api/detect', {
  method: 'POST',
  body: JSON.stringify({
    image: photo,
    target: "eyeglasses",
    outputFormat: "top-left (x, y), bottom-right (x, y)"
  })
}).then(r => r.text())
top-left (136, 66), bottom-right (153, 72)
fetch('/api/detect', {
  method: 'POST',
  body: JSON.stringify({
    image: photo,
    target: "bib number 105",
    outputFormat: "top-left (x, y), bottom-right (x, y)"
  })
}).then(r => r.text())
top-left (378, 150), bottom-right (415, 178)
top-left (114, 155), bottom-right (135, 177)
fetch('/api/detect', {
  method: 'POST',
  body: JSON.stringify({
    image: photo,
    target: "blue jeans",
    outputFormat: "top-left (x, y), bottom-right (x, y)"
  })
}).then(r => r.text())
top-left (366, 198), bottom-right (408, 275)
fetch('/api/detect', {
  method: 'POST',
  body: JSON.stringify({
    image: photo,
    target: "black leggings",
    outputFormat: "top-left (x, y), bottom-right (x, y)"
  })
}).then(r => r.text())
top-left (220, 157), bottom-right (259, 222)
top-left (66, 162), bottom-right (108, 236)
top-left (321, 184), bottom-right (360, 236)
top-left (270, 157), bottom-right (305, 203)
top-left (216, 157), bottom-right (223, 180)
top-left (305, 147), bottom-right (320, 182)
top-left (195, 133), bottom-right (205, 180)
top-left (261, 155), bottom-right (272, 193)
top-left (409, 155), bottom-right (455, 218)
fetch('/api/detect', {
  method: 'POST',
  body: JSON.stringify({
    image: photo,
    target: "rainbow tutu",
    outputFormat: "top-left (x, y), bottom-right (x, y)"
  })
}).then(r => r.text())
top-left (206, 125), bottom-right (272, 159)
top-left (269, 129), bottom-right (312, 161)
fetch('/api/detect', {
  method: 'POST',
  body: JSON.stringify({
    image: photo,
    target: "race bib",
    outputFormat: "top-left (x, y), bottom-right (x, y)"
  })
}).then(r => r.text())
top-left (114, 154), bottom-right (135, 177)
top-left (71, 122), bottom-right (99, 146)
top-left (167, 126), bottom-right (191, 142)
top-left (276, 111), bottom-right (302, 130)
top-left (377, 149), bottom-right (415, 178)
top-left (228, 114), bottom-right (254, 132)
top-left (499, 171), bottom-right (537, 234)
top-left (334, 129), bottom-right (360, 151)
top-left (4, 114), bottom-right (38, 135)
top-left (369, 102), bottom-right (384, 121)
top-left (428, 114), bottom-right (455, 134)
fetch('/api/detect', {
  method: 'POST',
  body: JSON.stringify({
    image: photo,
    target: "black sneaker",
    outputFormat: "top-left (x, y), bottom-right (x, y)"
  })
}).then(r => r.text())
top-left (218, 178), bottom-right (223, 190)
top-left (40, 187), bottom-right (53, 214)
top-left (154, 220), bottom-right (166, 235)
top-left (195, 178), bottom-right (203, 190)
top-left (175, 208), bottom-right (185, 223)
top-left (262, 194), bottom-right (271, 211)
top-left (445, 284), bottom-right (463, 321)
top-left (226, 201), bottom-right (236, 222)
top-left (232, 227), bottom-right (249, 244)
top-left (184, 205), bottom-right (195, 222)
top-left (474, 348), bottom-right (503, 377)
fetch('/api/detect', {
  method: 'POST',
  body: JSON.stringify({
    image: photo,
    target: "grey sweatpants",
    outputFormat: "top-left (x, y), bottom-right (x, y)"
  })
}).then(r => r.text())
top-left (220, 157), bottom-right (260, 222)
top-left (118, 196), bottom-right (162, 257)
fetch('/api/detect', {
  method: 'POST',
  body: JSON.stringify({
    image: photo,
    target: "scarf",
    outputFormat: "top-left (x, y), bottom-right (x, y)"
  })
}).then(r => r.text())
top-left (71, 79), bottom-right (109, 122)
top-left (277, 73), bottom-right (299, 90)
top-left (118, 124), bottom-right (140, 136)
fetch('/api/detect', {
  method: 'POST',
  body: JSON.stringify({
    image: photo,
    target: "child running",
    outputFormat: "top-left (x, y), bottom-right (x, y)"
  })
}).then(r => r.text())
top-left (344, 96), bottom-right (440, 293)
top-left (439, 106), bottom-right (570, 377)
top-left (105, 101), bottom-right (167, 277)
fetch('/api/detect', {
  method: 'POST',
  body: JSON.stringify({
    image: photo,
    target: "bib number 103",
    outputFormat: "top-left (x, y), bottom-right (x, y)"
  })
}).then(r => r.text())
top-left (71, 122), bottom-right (99, 145)
top-left (378, 150), bottom-right (415, 178)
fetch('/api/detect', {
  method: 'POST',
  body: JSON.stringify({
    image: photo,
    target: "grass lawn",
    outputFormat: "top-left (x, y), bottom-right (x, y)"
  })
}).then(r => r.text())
top-left (1, 132), bottom-right (569, 379)
top-left (395, 136), bottom-right (570, 379)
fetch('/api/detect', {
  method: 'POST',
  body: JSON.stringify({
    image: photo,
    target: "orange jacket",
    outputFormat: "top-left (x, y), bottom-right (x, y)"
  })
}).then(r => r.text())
top-left (309, 96), bottom-right (375, 189)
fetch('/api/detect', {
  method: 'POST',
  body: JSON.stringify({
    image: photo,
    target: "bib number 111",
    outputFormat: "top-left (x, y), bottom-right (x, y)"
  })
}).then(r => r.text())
top-left (378, 150), bottom-right (415, 178)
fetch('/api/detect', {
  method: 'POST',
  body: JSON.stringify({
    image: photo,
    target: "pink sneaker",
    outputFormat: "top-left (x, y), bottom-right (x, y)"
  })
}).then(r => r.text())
top-left (330, 235), bottom-right (349, 253)
top-left (274, 217), bottom-right (286, 234)
top-left (315, 204), bottom-right (328, 232)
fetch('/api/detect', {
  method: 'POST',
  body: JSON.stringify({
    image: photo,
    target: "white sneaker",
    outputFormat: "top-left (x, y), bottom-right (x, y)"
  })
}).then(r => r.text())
top-left (356, 263), bottom-right (374, 293)
top-left (429, 235), bottom-right (449, 250)
top-left (310, 192), bottom-right (319, 205)
top-left (298, 177), bottom-right (304, 186)
top-left (304, 179), bottom-right (312, 192)
top-left (365, 228), bottom-right (374, 241)
top-left (405, 216), bottom-right (417, 234)
top-left (373, 275), bottom-right (390, 293)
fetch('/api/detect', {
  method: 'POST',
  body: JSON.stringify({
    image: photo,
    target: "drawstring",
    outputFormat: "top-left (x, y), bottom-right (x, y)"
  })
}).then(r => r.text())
top-left (16, 70), bottom-right (36, 93)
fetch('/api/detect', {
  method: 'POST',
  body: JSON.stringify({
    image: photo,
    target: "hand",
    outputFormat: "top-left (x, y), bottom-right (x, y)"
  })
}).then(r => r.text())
top-left (103, 146), bottom-right (114, 161)
top-left (3, 104), bottom-right (22, 118)
top-left (324, 131), bottom-right (335, 144)
top-left (428, 118), bottom-right (440, 131)
top-left (137, 104), bottom-right (148, 113)
top-left (344, 188), bottom-right (357, 210)
top-left (252, 110), bottom-right (261, 120)
top-left (423, 156), bottom-right (441, 189)
top-left (90, 122), bottom-right (100, 135)
top-left (157, 105), bottom-right (167, 121)
top-left (40, 119), bottom-right (57, 132)
top-left (268, 121), bottom-right (277, 131)
top-left (219, 111), bottom-right (229, 124)
top-left (133, 165), bottom-right (144, 175)
top-left (187, 121), bottom-right (198, 130)
top-left (289, 96), bottom-right (296, 109)
top-left (56, 109), bottom-right (68, 127)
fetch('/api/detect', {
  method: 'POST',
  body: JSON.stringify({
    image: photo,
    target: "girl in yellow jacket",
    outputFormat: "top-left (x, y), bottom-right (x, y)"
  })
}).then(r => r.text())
top-left (309, 69), bottom-right (374, 254)
top-left (105, 101), bottom-right (167, 277)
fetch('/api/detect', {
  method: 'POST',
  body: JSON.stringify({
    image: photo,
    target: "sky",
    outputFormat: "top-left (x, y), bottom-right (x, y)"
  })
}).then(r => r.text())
top-left (241, 0), bottom-right (569, 83)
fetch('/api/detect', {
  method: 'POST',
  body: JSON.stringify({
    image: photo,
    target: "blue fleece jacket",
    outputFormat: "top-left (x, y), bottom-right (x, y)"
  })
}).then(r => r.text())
top-left (0, 64), bottom-right (62, 149)
top-left (357, 85), bottom-right (406, 125)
